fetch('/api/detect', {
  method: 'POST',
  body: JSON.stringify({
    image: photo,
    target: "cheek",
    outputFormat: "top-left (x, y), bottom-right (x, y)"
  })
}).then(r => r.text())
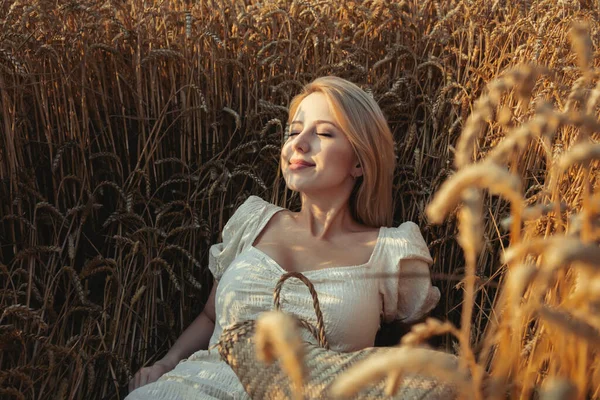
top-left (280, 144), bottom-right (290, 164)
top-left (280, 145), bottom-right (292, 174)
top-left (324, 146), bottom-right (355, 170)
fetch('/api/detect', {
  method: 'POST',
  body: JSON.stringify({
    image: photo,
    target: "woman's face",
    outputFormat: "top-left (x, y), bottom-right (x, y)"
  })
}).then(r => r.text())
top-left (281, 92), bottom-right (361, 195)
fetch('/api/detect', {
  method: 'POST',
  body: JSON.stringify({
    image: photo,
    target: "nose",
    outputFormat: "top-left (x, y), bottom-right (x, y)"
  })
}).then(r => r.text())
top-left (291, 129), bottom-right (310, 153)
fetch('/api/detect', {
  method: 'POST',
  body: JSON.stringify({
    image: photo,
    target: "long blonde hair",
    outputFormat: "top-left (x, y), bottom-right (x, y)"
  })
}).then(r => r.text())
top-left (285, 76), bottom-right (396, 228)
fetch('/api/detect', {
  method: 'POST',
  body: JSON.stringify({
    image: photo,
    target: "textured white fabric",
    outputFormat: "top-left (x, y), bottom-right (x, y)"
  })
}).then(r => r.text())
top-left (127, 196), bottom-right (440, 399)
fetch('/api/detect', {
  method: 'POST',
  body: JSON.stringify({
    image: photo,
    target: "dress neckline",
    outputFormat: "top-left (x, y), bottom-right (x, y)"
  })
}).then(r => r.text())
top-left (249, 204), bottom-right (385, 275)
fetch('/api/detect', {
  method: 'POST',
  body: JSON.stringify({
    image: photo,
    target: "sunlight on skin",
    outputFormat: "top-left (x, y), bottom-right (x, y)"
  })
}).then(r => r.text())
top-left (248, 92), bottom-right (380, 273)
top-left (280, 92), bottom-right (365, 240)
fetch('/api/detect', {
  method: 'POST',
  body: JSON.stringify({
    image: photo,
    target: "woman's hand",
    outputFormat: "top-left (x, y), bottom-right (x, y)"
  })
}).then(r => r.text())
top-left (127, 286), bottom-right (217, 393)
top-left (128, 359), bottom-right (175, 393)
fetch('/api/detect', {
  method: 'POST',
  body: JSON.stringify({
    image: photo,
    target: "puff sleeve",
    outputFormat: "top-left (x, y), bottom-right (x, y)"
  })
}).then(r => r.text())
top-left (379, 221), bottom-right (441, 323)
top-left (207, 195), bottom-right (270, 281)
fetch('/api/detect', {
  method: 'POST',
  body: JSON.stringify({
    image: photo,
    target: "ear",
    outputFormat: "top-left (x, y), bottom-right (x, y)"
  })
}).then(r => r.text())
top-left (352, 162), bottom-right (363, 178)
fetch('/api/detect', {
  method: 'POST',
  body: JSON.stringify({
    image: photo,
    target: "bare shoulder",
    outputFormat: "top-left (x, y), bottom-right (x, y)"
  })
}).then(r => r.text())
top-left (253, 208), bottom-right (295, 246)
top-left (349, 225), bottom-right (381, 246)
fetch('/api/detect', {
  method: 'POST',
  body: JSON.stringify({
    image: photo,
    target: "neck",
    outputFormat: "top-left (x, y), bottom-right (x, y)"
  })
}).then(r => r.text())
top-left (296, 192), bottom-right (356, 240)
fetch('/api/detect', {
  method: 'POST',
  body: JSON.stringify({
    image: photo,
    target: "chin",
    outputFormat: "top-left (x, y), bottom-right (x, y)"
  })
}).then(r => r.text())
top-left (283, 179), bottom-right (314, 193)
top-left (284, 182), bottom-right (308, 192)
top-left (284, 176), bottom-right (348, 194)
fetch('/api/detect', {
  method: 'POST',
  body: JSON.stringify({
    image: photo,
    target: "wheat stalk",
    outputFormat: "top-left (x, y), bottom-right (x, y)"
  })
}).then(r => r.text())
top-left (330, 347), bottom-right (467, 398)
top-left (401, 318), bottom-right (460, 346)
top-left (254, 311), bottom-right (305, 400)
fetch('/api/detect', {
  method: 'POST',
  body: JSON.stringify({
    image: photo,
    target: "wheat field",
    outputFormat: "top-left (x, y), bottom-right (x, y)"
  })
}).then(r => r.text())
top-left (0, 0), bottom-right (599, 399)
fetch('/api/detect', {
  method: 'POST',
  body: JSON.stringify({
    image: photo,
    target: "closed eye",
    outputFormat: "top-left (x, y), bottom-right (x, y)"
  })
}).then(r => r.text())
top-left (288, 132), bottom-right (332, 137)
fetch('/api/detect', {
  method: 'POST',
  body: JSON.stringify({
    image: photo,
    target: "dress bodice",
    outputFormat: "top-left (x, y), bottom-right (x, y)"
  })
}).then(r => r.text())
top-left (207, 196), bottom-right (440, 352)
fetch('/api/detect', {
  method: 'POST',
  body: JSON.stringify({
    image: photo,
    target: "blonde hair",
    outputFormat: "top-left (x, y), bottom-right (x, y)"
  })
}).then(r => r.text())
top-left (285, 76), bottom-right (396, 228)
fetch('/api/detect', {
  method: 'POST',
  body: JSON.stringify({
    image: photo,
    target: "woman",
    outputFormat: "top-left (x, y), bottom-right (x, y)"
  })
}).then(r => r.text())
top-left (127, 76), bottom-right (440, 399)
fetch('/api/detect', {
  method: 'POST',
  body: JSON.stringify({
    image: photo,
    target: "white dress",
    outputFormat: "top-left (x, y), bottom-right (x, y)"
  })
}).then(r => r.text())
top-left (126, 196), bottom-right (440, 400)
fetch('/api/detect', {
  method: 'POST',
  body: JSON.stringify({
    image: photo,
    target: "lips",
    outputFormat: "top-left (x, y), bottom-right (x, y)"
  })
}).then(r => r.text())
top-left (289, 159), bottom-right (315, 166)
top-left (288, 159), bottom-right (315, 171)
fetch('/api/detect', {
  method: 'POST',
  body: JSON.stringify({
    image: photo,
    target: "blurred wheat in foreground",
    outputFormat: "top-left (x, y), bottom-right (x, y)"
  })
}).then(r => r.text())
top-left (0, 0), bottom-right (599, 399)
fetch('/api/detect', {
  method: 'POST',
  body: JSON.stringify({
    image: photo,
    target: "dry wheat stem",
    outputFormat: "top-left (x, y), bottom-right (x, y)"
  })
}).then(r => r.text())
top-left (537, 305), bottom-right (600, 346)
top-left (456, 188), bottom-right (485, 399)
top-left (384, 370), bottom-right (403, 397)
top-left (255, 311), bottom-right (305, 400)
top-left (401, 318), bottom-right (460, 346)
top-left (330, 346), bottom-right (468, 399)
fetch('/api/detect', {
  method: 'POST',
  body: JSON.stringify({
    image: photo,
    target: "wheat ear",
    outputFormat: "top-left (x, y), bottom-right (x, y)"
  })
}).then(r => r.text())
top-left (254, 311), bottom-right (304, 400)
top-left (426, 162), bottom-right (522, 224)
top-left (330, 347), bottom-right (467, 398)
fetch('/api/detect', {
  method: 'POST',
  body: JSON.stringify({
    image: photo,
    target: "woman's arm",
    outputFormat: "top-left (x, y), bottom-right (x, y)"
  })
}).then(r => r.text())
top-left (129, 283), bottom-right (218, 392)
top-left (159, 283), bottom-right (217, 366)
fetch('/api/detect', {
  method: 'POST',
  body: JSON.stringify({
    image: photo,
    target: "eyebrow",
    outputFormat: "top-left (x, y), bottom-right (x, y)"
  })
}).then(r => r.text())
top-left (290, 119), bottom-right (341, 131)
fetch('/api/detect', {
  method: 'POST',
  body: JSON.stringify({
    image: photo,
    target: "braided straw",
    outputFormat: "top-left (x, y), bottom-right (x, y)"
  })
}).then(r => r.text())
top-left (272, 272), bottom-right (329, 349)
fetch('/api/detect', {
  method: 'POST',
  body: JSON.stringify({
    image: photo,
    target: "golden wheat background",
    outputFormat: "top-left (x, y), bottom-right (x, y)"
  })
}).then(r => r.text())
top-left (0, 0), bottom-right (599, 399)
